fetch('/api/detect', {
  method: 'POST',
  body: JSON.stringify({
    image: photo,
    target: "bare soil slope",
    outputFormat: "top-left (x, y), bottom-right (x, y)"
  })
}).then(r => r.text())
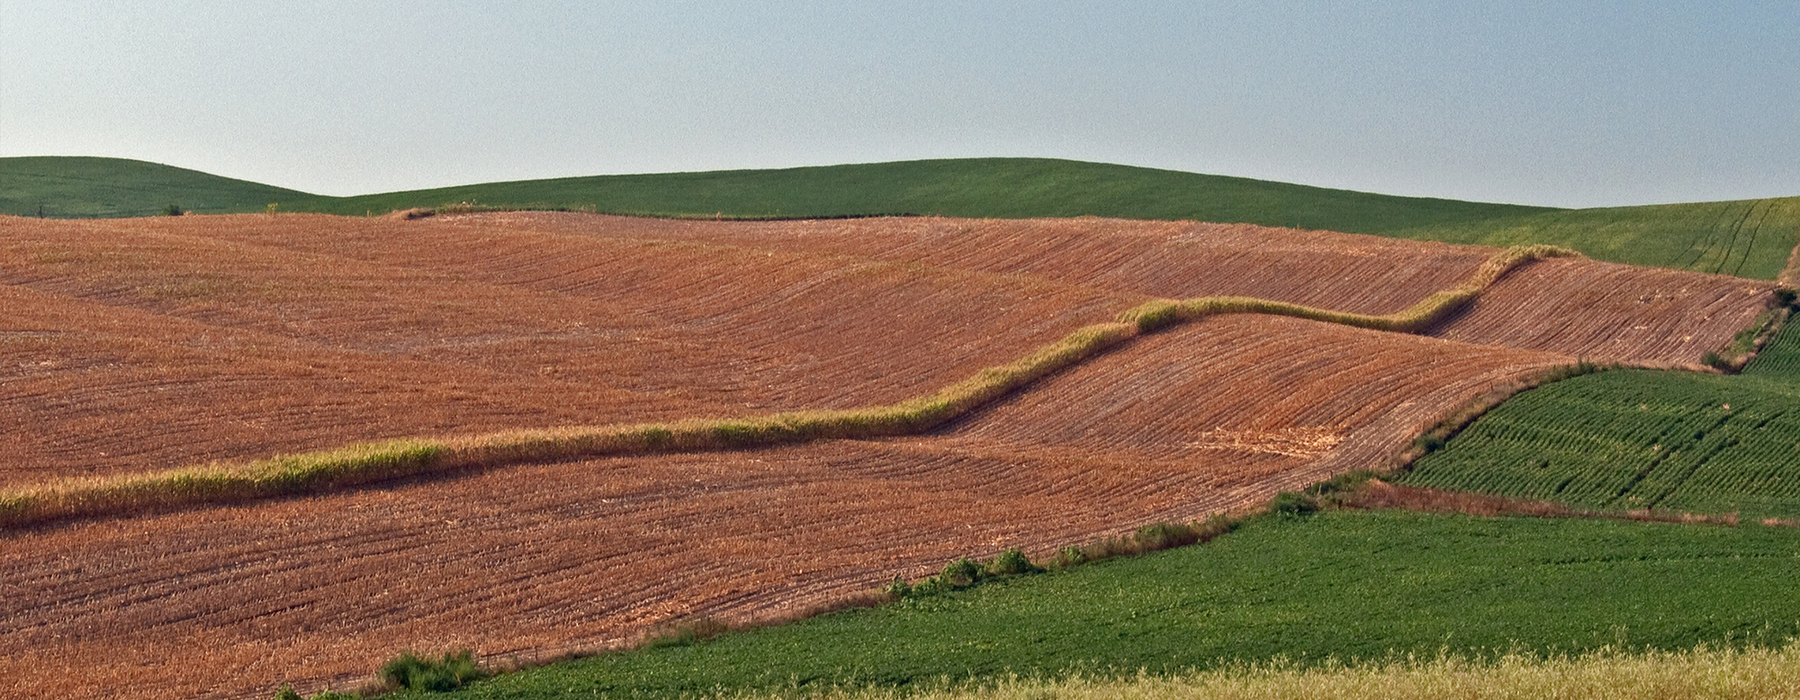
top-left (0, 212), bottom-right (1775, 698)
top-left (1, 318), bottom-right (1570, 700)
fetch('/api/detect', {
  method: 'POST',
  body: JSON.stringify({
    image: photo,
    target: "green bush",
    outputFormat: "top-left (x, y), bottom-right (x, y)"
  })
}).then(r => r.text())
top-left (379, 649), bottom-right (487, 692)
top-left (1133, 522), bottom-right (1200, 550)
top-left (1414, 434), bottom-right (1448, 453)
top-left (1271, 492), bottom-right (1320, 519)
top-left (986, 549), bottom-right (1043, 576)
top-left (938, 558), bottom-right (987, 588)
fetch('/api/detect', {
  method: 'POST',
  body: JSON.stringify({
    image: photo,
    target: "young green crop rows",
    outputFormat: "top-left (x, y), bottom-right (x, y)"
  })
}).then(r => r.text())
top-left (1400, 320), bottom-right (1800, 520)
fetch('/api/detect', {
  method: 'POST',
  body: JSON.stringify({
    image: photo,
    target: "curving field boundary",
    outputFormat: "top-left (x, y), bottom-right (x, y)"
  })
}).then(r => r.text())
top-left (0, 245), bottom-right (1580, 529)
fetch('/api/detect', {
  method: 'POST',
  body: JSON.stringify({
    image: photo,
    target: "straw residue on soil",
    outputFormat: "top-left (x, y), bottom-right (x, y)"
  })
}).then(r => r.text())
top-left (0, 211), bottom-right (1778, 699)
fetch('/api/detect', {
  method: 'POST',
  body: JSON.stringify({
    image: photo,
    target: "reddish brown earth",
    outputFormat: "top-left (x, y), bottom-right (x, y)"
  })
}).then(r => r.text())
top-left (1, 317), bottom-right (1569, 699)
top-left (1, 214), bottom-right (1134, 485)
top-left (0, 212), bottom-right (1776, 698)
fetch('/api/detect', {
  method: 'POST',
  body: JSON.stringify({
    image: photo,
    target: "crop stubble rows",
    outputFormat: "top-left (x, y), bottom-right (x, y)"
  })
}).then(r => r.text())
top-left (0, 212), bottom-right (1776, 698)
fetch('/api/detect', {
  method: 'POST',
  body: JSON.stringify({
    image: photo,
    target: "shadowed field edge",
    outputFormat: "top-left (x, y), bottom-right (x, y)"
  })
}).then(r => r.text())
top-left (0, 244), bottom-right (1632, 528)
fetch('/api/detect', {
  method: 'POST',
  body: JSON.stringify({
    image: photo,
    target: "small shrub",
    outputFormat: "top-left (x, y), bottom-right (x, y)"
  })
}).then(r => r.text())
top-left (1776, 288), bottom-right (1797, 308)
top-left (162, 203), bottom-right (185, 216)
top-left (380, 649), bottom-right (487, 692)
top-left (1309, 470), bottom-right (1377, 499)
top-left (1133, 522), bottom-right (1200, 550)
top-left (1413, 434), bottom-right (1448, 453)
top-left (1049, 546), bottom-right (1087, 569)
top-left (1271, 491), bottom-right (1320, 518)
top-left (939, 558), bottom-right (987, 588)
top-left (1701, 351), bottom-right (1729, 371)
top-left (986, 549), bottom-right (1043, 576)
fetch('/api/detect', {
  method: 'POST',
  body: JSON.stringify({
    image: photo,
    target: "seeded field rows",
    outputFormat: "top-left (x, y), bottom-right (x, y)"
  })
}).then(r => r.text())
top-left (2, 316), bottom-right (1569, 699)
top-left (3, 213), bottom-right (1769, 487)
top-left (2, 214), bottom-right (1139, 485)
top-left (510, 213), bottom-right (1771, 365)
top-left (1400, 319), bottom-right (1800, 520)
top-left (0, 211), bottom-right (1778, 698)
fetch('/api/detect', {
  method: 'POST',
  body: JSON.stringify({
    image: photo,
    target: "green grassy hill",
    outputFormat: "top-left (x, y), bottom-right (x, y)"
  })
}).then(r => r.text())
top-left (9, 155), bottom-right (1799, 280)
top-left (0, 156), bottom-right (319, 218)
top-left (1, 155), bottom-right (1542, 232)
top-left (315, 158), bottom-right (1544, 234)
top-left (1392, 198), bottom-right (1800, 281)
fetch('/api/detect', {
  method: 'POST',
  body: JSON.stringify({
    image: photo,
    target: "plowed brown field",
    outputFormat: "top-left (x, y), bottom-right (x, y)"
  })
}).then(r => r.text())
top-left (0, 212), bottom-right (1776, 698)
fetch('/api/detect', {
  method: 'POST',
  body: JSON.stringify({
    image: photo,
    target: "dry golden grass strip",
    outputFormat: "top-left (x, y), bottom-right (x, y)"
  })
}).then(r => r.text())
top-left (741, 645), bottom-right (1800, 700)
top-left (1120, 244), bottom-right (1580, 333)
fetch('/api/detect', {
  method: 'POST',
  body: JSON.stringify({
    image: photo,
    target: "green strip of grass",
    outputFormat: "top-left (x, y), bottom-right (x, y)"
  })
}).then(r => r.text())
top-left (382, 510), bottom-right (1800, 700)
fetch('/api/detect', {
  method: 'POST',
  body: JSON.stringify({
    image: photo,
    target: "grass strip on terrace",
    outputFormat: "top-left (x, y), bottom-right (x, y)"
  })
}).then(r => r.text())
top-left (0, 245), bottom-right (1577, 528)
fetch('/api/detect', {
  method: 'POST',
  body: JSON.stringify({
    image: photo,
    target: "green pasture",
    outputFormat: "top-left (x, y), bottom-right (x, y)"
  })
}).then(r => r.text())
top-left (386, 510), bottom-right (1800, 699)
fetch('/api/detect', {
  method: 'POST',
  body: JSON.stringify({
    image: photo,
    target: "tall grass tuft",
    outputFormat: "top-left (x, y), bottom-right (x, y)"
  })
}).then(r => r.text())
top-left (378, 649), bottom-right (487, 692)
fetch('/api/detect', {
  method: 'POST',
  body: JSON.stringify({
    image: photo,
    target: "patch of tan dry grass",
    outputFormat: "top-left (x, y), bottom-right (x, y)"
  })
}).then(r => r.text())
top-left (715, 645), bottom-right (1800, 700)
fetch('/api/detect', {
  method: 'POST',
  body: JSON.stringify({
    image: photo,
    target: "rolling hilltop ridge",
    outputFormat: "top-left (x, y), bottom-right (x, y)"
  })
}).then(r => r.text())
top-left (5, 155), bottom-right (1797, 281)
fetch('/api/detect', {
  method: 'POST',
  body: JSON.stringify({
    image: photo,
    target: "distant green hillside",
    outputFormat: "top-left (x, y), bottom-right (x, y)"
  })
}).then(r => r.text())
top-left (6, 155), bottom-right (1797, 280)
top-left (317, 158), bottom-right (1544, 234)
top-left (1392, 198), bottom-right (1800, 281)
top-left (0, 156), bottom-right (318, 218)
top-left (1, 155), bottom-right (1539, 232)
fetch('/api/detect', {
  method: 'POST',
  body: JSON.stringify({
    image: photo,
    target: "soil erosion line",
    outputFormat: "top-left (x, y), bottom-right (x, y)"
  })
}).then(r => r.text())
top-left (0, 245), bottom-right (1579, 529)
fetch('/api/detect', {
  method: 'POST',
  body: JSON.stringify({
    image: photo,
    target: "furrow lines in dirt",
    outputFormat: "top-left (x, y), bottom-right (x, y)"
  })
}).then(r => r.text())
top-left (0, 211), bottom-right (1780, 699)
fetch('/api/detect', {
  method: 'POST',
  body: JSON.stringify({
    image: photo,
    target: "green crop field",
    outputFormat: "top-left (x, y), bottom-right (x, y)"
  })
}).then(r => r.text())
top-left (1, 156), bottom-right (1540, 233)
top-left (312, 158), bottom-right (1543, 234)
top-left (0, 156), bottom-right (320, 218)
top-left (1398, 321), bottom-right (1800, 520)
top-left (1391, 197), bottom-right (1800, 282)
top-left (386, 510), bottom-right (1800, 699)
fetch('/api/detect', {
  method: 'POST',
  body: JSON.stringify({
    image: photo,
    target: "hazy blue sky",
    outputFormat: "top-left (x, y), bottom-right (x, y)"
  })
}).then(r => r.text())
top-left (3, 1), bottom-right (1796, 207)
